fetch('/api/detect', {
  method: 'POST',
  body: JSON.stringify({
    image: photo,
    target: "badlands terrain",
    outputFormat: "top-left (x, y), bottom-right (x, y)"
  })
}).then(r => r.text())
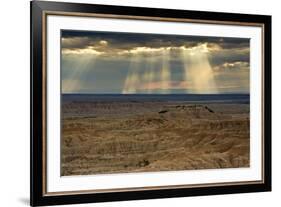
top-left (61, 101), bottom-right (250, 176)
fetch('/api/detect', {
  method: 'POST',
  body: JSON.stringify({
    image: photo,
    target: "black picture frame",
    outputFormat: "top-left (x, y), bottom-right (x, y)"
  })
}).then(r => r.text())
top-left (31, 1), bottom-right (271, 206)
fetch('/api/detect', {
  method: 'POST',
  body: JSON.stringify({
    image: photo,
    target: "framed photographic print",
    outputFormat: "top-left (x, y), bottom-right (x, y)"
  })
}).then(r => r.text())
top-left (30, 1), bottom-right (271, 206)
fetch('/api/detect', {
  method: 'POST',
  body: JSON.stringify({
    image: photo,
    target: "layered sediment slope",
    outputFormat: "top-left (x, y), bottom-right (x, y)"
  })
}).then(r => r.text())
top-left (61, 102), bottom-right (250, 176)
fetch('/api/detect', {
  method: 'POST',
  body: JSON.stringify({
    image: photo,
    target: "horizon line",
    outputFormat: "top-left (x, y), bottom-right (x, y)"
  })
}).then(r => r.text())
top-left (61, 93), bottom-right (250, 95)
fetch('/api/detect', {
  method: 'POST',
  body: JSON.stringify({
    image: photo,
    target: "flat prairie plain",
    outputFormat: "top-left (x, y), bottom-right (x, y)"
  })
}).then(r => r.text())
top-left (61, 99), bottom-right (250, 176)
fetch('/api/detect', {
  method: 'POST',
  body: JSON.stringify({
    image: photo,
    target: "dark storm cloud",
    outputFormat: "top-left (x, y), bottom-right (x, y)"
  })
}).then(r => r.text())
top-left (209, 48), bottom-right (250, 67)
top-left (61, 30), bottom-right (249, 53)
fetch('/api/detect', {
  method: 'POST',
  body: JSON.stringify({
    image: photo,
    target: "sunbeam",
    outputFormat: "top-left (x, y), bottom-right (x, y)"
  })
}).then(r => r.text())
top-left (62, 54), bottom-right (97, 93)
top-left (160, 49), bottom-right (171, 94)
top-left (142, 58), bottom-right (156, 93)
top-left (122, 53), bottom-right (142, 94)
top-left (182, 44), bottom-right (217, 93)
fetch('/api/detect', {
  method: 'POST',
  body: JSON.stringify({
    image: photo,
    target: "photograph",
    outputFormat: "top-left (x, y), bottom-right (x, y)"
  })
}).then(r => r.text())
top-left (61, 30), bottom-right (250, 176)
top-left (30, 1), bottom-right (271, 205)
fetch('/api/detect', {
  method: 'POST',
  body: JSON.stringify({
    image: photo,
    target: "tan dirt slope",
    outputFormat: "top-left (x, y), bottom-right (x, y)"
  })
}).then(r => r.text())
top-left (61, 102), bottom-right (250, 176)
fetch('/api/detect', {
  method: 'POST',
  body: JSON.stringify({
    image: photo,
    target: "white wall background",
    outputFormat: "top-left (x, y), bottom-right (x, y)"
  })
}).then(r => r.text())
top-left (0, 0), bottom-right (278, 206)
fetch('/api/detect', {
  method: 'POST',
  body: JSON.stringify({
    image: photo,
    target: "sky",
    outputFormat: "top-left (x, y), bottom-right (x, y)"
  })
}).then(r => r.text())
top-left (61, 30), bottom-right (250, 94)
